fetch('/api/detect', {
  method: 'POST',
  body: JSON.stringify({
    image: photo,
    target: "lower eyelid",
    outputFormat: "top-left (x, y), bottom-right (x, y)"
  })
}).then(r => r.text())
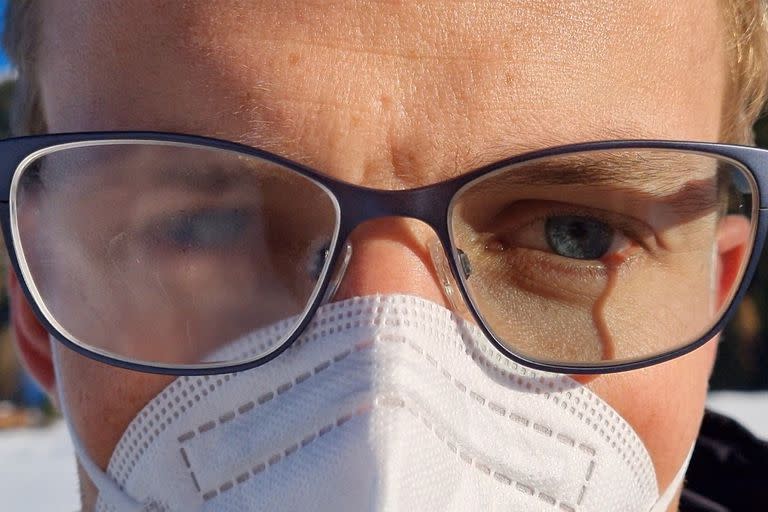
top-left (478, 247), bottom-right (611, 303)
top-left (478, 228), bottom-right (647, 273)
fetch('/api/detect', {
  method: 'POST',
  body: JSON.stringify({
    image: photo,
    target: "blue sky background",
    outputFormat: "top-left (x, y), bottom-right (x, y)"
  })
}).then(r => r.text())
top-left (0, 0), bottom-right (12, 72)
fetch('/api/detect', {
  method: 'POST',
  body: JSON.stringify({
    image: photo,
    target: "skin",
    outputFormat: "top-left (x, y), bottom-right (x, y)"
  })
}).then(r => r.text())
top-left (8, 0), bottom-right (744, 510)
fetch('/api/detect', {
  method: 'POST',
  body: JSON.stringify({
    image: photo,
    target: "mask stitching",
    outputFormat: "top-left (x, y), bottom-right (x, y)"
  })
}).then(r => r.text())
top-left (175, 339), bottom-right (600, 507)
top-left (445, 323), bottom-right (653, 490)
top-left (227, 302), bottom-right (377, 362)
top-left (380, 328), bottom-right (650, 490)
top-left (174, 336), bottom-right (598, 456)
top-left (109, 296), bottom-right (466, 482)
top-left (110, 295), bottom-right (650, 494)
top-left (110, 309), bottom-right (376, 486)
top-left (114, 300), bottom-right (383, 469)
top-left (192, 395), bottom-right (591, 511)
top-left (111, 374), bottom-right (240, 486)
top-left (398, 398), bottom-right (590, 512)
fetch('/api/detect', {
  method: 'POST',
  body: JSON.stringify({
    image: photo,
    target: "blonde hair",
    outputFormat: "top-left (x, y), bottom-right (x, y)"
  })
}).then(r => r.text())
top-left (721, 0), bottom-right (768, 143)
top-left (3, 1), bottom-right (768, 143)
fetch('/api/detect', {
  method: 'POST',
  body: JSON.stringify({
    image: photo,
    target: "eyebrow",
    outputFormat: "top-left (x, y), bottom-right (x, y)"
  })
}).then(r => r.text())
top-left (466, 152), bottom-right (724, 217)
top-left (484, 151), bottom-right (711, 186)
top-left (54, 142), bottom-right (726, 222)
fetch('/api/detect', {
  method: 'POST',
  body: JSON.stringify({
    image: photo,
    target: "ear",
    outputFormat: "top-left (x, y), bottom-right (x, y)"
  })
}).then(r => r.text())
top-left (7, 268), bottom-right (56, 394)
top-left (715, 214), bottom-right (753, 310)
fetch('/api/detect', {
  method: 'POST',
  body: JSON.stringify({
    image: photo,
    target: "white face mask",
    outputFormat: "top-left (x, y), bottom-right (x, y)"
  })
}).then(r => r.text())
top-left (58, 294), bottom-right (692, 512)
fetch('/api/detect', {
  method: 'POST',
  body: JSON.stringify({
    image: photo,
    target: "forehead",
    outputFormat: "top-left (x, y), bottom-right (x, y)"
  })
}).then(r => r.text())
top-left (37, 0), bottom-right (727, 187)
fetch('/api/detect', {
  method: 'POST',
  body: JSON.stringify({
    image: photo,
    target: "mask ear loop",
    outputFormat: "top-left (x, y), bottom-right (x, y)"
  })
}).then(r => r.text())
top-left (648, 442), bottom-right (695, 512)
top-left (52, 346), bottom-right (147, 512)
top-left (427, 237), bottom-right (472, 319)
top-left (321, 241), bottom-right (353, 304)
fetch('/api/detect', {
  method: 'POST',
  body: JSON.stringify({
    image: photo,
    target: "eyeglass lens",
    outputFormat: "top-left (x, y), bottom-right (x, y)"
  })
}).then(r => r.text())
top-left (450, 149), bottom-right (755, 366)
top-left (13, 142), bottom-right (340, 367)
top-left (10, 142), bottom-right (758, 370)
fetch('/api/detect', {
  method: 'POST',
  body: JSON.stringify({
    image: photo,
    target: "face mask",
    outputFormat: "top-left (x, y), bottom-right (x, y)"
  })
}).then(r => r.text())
top-left (57, 294), bottom-right (693, 512)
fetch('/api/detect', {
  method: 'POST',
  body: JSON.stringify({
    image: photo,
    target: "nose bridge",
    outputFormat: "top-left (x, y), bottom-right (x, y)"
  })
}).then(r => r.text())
top-left (327, 183), bottom-right (458, 307)
top-left (335, 183), bottom-right (456, 236)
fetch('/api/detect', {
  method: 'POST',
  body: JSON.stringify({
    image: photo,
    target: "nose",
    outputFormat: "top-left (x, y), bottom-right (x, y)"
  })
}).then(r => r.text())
top-left (330, 217), bottom-right (451, 308)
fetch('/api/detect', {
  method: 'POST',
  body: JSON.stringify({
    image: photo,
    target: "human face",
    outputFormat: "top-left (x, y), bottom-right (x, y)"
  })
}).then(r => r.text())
top-left (34, 0), bottom-right (728, 510)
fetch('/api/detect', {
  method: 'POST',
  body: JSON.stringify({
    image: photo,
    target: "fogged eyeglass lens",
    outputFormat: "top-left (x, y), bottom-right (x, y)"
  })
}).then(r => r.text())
top-left (450, 149), bottom-right (755, 366)
top-left (14, 142), bottom-right (339, 367)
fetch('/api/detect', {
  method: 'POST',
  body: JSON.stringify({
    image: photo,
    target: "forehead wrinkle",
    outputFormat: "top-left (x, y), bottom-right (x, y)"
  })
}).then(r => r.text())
top-left (184, 0), bottom-right (601, 55)
top-left (39, 0), bottom-right (727, 191)
top-left (216, 109), bottom-right (715, 188)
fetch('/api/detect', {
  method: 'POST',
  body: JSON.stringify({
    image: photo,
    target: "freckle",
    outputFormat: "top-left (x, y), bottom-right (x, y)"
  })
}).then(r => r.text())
top-left (288, 53), bottom-right (300, 65)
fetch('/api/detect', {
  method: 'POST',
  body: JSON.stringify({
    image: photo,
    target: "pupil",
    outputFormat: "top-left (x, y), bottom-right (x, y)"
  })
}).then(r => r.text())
top-left (545, 216), bottom-right (613, 260)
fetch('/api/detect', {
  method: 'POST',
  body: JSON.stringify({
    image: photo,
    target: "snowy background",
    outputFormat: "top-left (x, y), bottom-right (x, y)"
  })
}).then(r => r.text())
top-left (0, 391), bottom-right (765, 511)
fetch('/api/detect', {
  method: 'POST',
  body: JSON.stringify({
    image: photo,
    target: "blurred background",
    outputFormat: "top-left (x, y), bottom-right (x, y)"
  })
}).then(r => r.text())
top-left (0, 0), bottom-right (45, 428)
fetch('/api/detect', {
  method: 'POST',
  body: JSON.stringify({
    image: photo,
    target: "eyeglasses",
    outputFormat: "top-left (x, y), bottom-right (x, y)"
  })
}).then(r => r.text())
top-left (2, 132), bottom-right (766, 375)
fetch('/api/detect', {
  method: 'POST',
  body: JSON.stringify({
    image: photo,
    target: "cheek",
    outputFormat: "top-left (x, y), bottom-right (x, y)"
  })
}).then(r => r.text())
top-left (54, 341), bottom-right (174, 469)
top-left (586, 339), bottom-right (717, 491)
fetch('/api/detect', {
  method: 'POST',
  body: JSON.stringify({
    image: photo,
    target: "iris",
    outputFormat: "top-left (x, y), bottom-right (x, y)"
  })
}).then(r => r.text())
top-left (545, 215), bottom-right (613, 260)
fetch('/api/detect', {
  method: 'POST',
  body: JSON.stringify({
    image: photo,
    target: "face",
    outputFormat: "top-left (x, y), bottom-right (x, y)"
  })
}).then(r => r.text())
top-left (28, 0), bottom-right (732, 509)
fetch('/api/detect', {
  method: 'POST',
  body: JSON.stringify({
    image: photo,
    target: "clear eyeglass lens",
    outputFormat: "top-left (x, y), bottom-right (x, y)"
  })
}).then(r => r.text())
top-left (13, 141), bottom-right (339, 368)
top-left (450, 149), bottom-right (756, 366)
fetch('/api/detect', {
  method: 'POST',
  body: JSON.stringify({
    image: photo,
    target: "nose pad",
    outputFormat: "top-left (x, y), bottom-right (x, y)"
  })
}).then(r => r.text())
top-left (427, 238), bottom-right (472, 317)
top-left (321, 241), bottom-right (353, 304)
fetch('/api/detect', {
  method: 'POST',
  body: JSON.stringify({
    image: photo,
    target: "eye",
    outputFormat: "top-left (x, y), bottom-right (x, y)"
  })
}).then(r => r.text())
top-left (545, 215), bottom-right (613, 260)
top-left (478, 202), bottom-right (643, 265)
top-left (151, 208), bottom-right (251, 251)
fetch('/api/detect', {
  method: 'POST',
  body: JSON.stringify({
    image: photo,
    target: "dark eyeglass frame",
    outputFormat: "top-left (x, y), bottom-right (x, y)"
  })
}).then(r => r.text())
top-left (2, 131), bottom-right (767, 376)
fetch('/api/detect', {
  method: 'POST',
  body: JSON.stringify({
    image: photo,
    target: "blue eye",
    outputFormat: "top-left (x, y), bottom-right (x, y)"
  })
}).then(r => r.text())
top-left (545, 216), bottom-right (613, 260)
top-left (155, 208), bottom-right (251, 251)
